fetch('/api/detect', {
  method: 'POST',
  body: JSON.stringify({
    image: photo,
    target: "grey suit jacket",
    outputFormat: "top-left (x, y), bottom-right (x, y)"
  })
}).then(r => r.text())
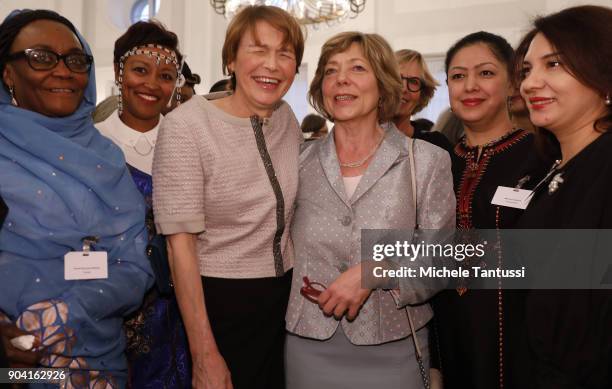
top-left (286, 125), bottom-right (455, 345)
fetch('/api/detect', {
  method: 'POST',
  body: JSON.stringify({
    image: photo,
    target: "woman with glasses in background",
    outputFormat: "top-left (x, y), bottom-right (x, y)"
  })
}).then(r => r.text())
top-left (392, 49), bottom-right (452, 152)
top-left (0, 9), bottom-right (153, 386)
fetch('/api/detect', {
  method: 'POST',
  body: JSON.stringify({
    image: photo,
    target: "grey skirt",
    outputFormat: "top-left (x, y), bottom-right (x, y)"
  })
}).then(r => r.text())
top-left (285, 325), bottom-right (429, 389)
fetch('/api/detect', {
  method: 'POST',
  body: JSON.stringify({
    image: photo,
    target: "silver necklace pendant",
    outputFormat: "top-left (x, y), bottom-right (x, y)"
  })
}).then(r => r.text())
top-left (133, 136), bottom-right (153, 156)
top-left (548, 172), bottom-right (564, 194)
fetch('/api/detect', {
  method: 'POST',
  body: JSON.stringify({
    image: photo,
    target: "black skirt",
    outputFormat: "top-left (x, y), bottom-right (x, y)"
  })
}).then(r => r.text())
top-left (202, 270), bottom-right (292, 389)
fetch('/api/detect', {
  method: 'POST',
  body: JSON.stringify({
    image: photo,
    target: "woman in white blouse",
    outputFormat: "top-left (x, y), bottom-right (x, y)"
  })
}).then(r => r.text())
top-left (97, 21), bottom-right (180, 178)
top-left (96, 20), bottom-right (193, 388)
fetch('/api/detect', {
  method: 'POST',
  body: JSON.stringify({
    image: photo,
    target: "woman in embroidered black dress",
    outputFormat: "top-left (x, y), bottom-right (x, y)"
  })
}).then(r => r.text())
top-left (431, 32), bottom-right (547, 389)
top-left (514, 6), bottom-right (612, 388)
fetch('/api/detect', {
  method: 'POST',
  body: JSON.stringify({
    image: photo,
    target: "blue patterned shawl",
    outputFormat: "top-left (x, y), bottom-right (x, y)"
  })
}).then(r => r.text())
top-left (0, 10), bottom-right (154, 385)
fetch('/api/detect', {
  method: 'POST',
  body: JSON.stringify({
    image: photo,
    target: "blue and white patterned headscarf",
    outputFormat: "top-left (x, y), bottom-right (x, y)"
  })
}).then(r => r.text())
top-left (0, 9), bottom-right (153, 386)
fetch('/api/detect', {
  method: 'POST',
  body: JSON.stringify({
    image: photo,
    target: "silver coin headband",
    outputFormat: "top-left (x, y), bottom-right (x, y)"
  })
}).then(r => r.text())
top-left (116, 44), bottom-right (185, 115)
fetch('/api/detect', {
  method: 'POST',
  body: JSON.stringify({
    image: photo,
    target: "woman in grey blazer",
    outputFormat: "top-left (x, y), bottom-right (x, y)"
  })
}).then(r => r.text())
top-left (285, 31), bottom-right (456, 389)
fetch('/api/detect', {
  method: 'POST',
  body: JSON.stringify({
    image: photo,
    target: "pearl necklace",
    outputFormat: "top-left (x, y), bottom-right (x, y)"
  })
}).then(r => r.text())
top-left (339, 133), bottom-right (385, 168)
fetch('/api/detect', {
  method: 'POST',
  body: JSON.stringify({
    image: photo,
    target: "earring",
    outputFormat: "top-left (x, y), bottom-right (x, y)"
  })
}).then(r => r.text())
top-left (8, 85), bottom-right (18, 106)
top-left (176, 87), bottom-right (182, 106)
top-left (169, 75), bottom-right (185, 108)
top-left (117, 87), bottom-right (123, 116)
top-left (116, 63), bottom-right (124, 116)
top-left (506, 96), bottom-right (513, 114)
top-left (606, 94), bottom-right (611, 106)
top-left (166, 86), bottom-right (182, 109)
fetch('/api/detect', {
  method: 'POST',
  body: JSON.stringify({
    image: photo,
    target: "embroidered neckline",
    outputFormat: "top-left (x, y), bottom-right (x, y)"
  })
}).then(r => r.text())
top-left (454, 129), bottom-right (529, 229)
top-left (454, 129), bottom-right (527, 159)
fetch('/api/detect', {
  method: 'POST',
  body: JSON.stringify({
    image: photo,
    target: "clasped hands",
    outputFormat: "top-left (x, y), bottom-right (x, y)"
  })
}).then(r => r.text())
top-left (304, 264), bottom-right (372, 321)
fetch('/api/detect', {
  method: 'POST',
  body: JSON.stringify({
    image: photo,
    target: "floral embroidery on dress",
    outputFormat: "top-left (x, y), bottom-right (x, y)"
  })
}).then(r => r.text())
top-left (124, 300), bottom-right (154, 355)
top-left (17, 300), bottom-right (75, 357)
top-left (16, 300), bottom-right (117, 389)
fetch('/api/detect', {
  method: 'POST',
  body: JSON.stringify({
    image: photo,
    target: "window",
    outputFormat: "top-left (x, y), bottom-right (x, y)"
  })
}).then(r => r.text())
top-left (131, 0), bottom-right (161, 23)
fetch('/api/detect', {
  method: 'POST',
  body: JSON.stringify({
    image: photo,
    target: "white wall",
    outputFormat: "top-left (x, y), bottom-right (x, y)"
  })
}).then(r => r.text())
top-left (1, 0), bottom-right (609, 119)
top-left (0, 0), bottom-right (83, 31)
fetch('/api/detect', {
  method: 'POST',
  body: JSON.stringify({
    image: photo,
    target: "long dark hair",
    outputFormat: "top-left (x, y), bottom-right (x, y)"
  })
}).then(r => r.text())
top-left (515, 5), bottom-right (612, 133)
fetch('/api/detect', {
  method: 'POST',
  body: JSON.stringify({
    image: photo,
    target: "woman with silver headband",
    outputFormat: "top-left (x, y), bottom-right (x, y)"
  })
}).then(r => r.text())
top-left (93, 61), bottom-right (200, 123)
top-left (96, 20), bottom-right (191, 388)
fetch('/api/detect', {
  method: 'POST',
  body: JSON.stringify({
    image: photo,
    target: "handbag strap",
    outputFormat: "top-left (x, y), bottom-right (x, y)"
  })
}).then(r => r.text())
top-left (406, 136), bottom-right (430, 389)
top-left (408, 136), bottom-right (418, 229)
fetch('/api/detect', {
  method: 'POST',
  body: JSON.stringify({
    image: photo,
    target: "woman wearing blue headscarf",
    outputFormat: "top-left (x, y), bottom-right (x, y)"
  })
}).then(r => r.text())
top-left (0, 9), bottom-right (153, 387)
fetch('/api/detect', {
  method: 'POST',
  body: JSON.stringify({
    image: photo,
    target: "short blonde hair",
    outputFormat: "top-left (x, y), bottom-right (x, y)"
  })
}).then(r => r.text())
top-left (309, 32), bottom-right (402, 123)
top-left (221, 5), bottom-right (305, 79)
top-left (395, 49), bottom-right (439, 114)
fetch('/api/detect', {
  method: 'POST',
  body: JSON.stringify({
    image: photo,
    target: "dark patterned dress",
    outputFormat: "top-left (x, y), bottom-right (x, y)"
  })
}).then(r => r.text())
top-left (431, 129), bottom-right (546, 389)
top-left (125, 165), bottom-right (192, 388)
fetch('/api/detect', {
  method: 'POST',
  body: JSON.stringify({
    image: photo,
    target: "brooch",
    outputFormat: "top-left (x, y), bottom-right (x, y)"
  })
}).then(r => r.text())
top-left (548, 172), bottom-right (564, 194)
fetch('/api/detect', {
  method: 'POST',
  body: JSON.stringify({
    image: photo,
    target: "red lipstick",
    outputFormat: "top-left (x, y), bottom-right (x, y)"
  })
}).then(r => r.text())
top-left (529, 97), bottom-right (554, 110)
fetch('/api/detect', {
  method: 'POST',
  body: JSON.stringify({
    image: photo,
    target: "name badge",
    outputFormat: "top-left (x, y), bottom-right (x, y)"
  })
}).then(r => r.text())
top-left (64, 251), bottom-right (108, 280)
top-left (491, 186), bottom-right (533, 209)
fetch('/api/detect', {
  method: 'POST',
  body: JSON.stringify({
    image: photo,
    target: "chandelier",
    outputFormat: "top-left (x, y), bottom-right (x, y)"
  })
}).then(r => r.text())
top-left (210, 0), bottom-right (366, 25)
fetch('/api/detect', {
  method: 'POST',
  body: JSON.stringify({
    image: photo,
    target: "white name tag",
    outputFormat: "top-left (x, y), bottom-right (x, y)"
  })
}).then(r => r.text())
top-left (64, 251), bottom-right (108, 280)
top-left (491, 186), bottom-right (533, 210)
